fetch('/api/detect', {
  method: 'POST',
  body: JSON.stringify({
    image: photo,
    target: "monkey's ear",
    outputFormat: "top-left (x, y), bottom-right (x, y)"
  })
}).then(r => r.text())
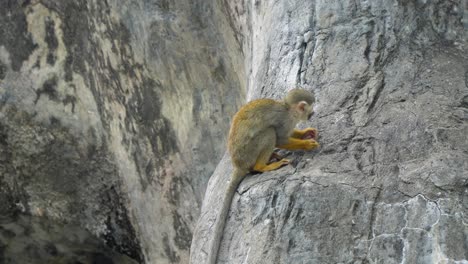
top-left (297, 101), bottom-right (308, 112)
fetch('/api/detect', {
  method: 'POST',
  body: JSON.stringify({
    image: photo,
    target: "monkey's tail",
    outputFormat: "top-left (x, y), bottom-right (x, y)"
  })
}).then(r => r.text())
top-left (208, 168), bottom-right (246, 264)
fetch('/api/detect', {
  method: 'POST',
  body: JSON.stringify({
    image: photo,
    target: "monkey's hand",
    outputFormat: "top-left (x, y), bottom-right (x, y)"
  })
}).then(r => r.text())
top-left (277, 138), bottom-right (320, 151)
top-left (302, 139), bottom-right (320, 150)
top-left (292, 128), bottom-right (318, 140)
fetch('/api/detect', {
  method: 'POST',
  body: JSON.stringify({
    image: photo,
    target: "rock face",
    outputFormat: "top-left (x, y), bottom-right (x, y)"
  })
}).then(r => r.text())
top-left (192, 1), bottom-right (468, 263)
top-left (0, 0), bottom-right (242, 263)
top-left (0, 214), bottom-right (138, 264)
top-left (1, 0), bottom-right (467, 263)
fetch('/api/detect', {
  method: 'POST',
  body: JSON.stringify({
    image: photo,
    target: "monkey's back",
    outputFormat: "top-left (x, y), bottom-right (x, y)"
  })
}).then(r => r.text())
top-left (228, 98), bottom-right (290, 171)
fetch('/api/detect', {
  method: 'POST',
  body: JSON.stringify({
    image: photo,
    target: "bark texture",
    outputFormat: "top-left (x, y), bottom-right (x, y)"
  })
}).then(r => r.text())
top-left (192, 0), bottom-right (468, 263)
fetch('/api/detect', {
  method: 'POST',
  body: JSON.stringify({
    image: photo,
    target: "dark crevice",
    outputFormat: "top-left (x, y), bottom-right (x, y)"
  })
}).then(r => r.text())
top-left (367, 186), bottom-right (382, 241)
top-left (366, 74), bottom-right (385, 113)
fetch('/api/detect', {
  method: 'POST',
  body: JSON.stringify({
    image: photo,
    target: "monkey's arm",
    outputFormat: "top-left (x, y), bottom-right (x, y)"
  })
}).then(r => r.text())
top-left (277, 137), bottom-right (319, 151)
top-left (291, 128), bottom-right (318, 139)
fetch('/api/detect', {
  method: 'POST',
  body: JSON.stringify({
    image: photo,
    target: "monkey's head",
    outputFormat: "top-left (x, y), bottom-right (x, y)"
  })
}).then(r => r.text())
top-left (284, 89), bottom-right (315, 120)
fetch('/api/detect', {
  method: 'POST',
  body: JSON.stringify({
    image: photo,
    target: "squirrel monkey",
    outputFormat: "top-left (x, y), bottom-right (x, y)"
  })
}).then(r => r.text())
top-left (208, 88), bottom-right (319, 264)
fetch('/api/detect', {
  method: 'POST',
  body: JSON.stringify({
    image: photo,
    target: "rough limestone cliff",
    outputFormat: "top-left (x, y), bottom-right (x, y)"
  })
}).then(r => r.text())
top-left (192, 0), bottom-right (468, 263)
top-left (1, 0), bottom-right (242, 263)
top-left (1, 0), bottom-right (467, 264)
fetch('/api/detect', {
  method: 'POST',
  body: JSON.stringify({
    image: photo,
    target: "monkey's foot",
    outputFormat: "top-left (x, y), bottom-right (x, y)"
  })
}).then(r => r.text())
top-left (277, 138), bottom-right (320, 151)
top-left (253, 159), bottom-right (290, 172)
top-left (292, 128), bottom-right (318, 140)
top-left (269, 152), bottom-right (284, 162)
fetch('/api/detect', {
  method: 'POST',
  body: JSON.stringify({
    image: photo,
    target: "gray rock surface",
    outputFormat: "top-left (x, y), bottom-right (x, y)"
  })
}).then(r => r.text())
top-left (0, 214), bottom-right (138, 264)
top-left (192, 0), bottom-right (468, 263)
top-left (0, 0), bottom-right (242, 263)
top-left (1, 0), bottom-right (467, 263)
